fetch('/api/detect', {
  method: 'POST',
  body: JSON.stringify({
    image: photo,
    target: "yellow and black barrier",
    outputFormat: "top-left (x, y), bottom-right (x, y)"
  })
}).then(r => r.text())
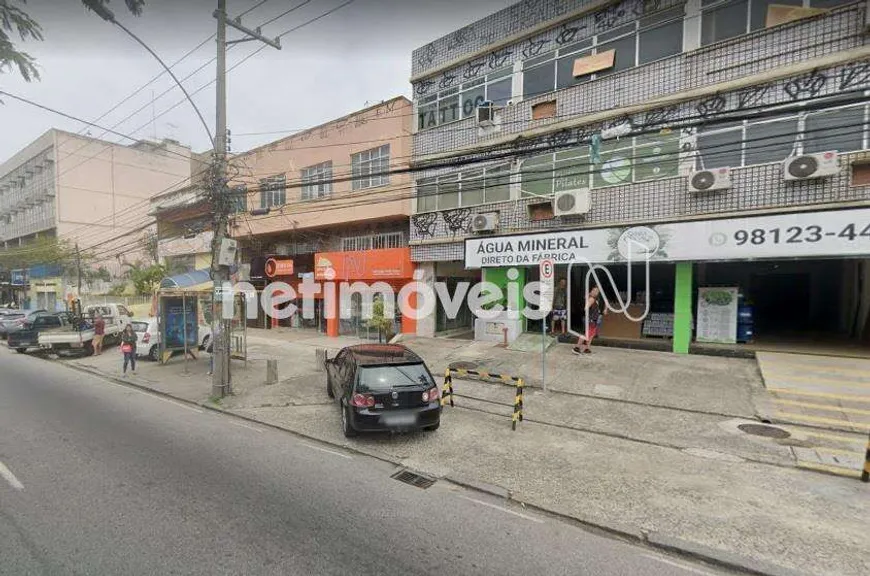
top-left (862, 431), bottom-right (869, 483)
top-left (441, 368), bottom-right (524, 430)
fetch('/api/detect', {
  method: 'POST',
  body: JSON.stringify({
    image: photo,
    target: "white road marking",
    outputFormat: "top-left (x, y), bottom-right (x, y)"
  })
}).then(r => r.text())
top-left (642, 554), bottom-right (718, 576)
top-left (127, 388), bottom-right (203, 414)
top-left (300, 443), bottom-right (352, 459)
top-left (0, 461), bottom-right (24, 491)
top-left (228, 420), bottom-right (264, 433)
top-left (458, 495), bottom-right (544, 524)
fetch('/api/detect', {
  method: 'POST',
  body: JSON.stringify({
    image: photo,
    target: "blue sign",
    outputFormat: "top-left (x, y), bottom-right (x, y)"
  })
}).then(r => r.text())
top-left (10, 270), bottom-right (27, 286)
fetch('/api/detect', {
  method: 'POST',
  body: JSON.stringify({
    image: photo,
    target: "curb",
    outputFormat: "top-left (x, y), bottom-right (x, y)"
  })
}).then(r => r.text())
top-left (63, 360), bottom-right (812, 576)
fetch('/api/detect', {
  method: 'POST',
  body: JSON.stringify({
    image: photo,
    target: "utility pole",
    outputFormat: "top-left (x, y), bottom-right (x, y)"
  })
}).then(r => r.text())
top-left (75, 243), bottom-right (82, 296)
top-left (211, 0), bottom-right (280, 398)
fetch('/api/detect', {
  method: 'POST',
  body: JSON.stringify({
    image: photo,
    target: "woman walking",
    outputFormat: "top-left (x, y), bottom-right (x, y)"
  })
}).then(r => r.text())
top-left (120, 323), bottom-right (138, 375)
top-left (573, 286), bottom-right (604, 355)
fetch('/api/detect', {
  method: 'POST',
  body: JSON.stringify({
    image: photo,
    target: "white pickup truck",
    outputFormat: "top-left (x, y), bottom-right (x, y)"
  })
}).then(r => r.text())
top-left (38, 303), bottom-right (134, 355)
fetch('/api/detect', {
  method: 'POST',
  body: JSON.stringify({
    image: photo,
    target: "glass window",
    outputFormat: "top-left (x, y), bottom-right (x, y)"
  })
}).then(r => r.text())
top-left (810, 0), bottom-right (854, 7)
top-left (416, 178), bottom-right (438, 212)
top-left (352, 145), bottom-right (390, 190)
top-left (638, 19), bottom-right (683, 65)
top-left (697, 127), bottom-right (743, 169)
top-left (230, 185), bottom-right (247, 213)
top-left (301, 161), bottom-right (333, 200)
top-left (418, 101), bottom-right (438, 130)
top-left (745, 117), bottom-right (798, 165)
top-left (439, 176), bottom-right (460, 209)
top-left (520, 154), bottom-right (555, 197)
top-left (594, 139), bottom-right (633, 188)
top-left (804, 106), bottom-right (866, 154)
top-left (460, 170), bottom-right (484, 206)
top-left (523, 63), bottom-right (556, 100)
top-left (556, 49), bottom-right (592, 89)
top-left (488, 78), bottom-right (512, 106)
top-left (596, 34), bottom-right (637, 77)
top-left (439, 97), bottom-right (461, 125)
top-left (460, 84), bottom-right (486, 118)
top-left (259, 175), bottom-right (286, 208)
top-left (484, 164), bottom-right (512, 202)
top-left (634, 131), bottom-right (680, 181)
top-left (357, 364), bottom-right (433, 392)
top-left (701, 0), bottom-right (749, 46)
top-left (554, 148), bottom-right (590, 191)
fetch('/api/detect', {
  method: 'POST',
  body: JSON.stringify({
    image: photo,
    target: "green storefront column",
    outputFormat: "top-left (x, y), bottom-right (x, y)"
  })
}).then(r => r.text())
top-left (673, 262), bottom-right (693, 354)
top-left (482, 267), bottom-right (526, 329)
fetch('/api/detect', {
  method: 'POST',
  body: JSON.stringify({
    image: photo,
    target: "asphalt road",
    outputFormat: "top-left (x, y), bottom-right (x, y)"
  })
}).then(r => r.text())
top-left (0, 351), bottom-right (732, 576)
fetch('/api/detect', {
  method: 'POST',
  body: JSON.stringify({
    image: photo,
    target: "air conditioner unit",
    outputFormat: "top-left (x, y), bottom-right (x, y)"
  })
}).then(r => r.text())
top-left (688, 167), bottom-right (732, 193)
top-left (217, 238), bottom-right (238, 266)
top-left (553, 188), bottom-right (591, 216)
top-left (476, 101), bottom-right (495, 126)
top-left (783, 151), bottom-right (839, 181)
top-left (470, 212), bottom-right (498, 233)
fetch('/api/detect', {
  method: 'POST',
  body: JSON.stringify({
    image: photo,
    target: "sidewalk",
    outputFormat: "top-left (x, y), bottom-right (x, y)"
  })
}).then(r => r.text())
top-left (62, 332), bottom-right (870, 576)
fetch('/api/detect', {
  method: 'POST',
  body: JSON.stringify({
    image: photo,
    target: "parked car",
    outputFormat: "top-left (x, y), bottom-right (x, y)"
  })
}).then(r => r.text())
top-left (8, 313), bottom-right (68, 353)
top-left (325, 344), bottom-right (441, 437)
top-left (38, 303), bottom-right (132, 354)
top-left (132, 318), bottom-right (212, 361)
top-left (0, 309), bottom-right (48, 339)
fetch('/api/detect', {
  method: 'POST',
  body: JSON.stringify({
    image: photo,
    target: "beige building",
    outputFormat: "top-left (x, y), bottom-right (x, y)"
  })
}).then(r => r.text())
top-left (0, 129), bottom-right (193, 307)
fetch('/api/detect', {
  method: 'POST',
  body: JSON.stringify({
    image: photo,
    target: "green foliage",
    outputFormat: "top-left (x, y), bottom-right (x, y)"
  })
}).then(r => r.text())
top-left (107, 283), bottom-right (127, 296)
top-left (366, 296), bottom-right (394, 342)
top-left (0, 237), bottom-right (76, 270)
top-left (127, 262), bottom-right (165, 296)
top-left (1, 0), bottom-right (142, 83)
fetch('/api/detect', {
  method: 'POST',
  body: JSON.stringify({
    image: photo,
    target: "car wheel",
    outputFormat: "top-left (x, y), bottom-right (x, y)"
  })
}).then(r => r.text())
top-left (15, 348), bottom-right (26, 354)
top-left (149, 345), bottom-right (159, 362)
top-left (341, 404), bottom-right (358, 438)
top-left (200, 335), bottom-right (209, 351)
top-left (326, 375), bottom-right (335, 399)
top-left (425, 421), bottom-right (440, 431)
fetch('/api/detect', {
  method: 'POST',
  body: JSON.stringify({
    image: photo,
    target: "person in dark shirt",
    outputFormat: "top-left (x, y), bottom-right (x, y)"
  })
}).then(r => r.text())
top-left (93, 314), bottom-right (106, 355)
top-left (120, 323), bottom-right (137, 375)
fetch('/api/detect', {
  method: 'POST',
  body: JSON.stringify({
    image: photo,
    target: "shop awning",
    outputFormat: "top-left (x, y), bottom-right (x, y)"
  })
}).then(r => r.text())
top-left (159, 269), bottom-right (213, 291)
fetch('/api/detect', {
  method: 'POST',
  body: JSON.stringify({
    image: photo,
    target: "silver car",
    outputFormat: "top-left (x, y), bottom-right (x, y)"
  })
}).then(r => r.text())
top-left (0, 309), bottom-right (48, 338)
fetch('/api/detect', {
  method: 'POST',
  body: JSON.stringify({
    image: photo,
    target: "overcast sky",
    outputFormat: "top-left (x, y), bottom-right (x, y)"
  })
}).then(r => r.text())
top-left (0, 0), bottom-right (513, 161)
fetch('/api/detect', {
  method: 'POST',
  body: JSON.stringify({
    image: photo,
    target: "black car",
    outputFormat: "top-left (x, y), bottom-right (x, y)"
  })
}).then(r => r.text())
top-left (325, 344), bottom-right (441, 437)
top-left (7, 313), bottom-right (67, 353)
top-left (0, 309), bottom-right (48, 339)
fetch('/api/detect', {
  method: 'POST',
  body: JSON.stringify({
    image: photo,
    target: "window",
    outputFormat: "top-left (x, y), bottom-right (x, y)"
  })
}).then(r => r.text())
top-left (341, 231), bottom-right (405, 251)
top-left (301, 161), bottom-right (333, 199)
top-left (259, 175), bottom-right (286, 208)
top-left (116, 305), bottom-right (132, 318)
top-left (415, 164), bottom-right (512, 212)
top-left (744, 116), bottom-right (798, 165)
top-left (230, 185), bottom-right (247, 213)
top-left (418, 68), bottom-right (513, 130)
top-left (696, 123), bottom-right (744, 169)
top-left (352, 145), bottom-right (390, 190)
top-left (520, 132), bottom-right (680, 194)
top-left (522, 6), bottom-right (684, 101)
top-left (700, 0), bottom-right (809, 47)
top-left (804, 105), bottom-right (866, 154)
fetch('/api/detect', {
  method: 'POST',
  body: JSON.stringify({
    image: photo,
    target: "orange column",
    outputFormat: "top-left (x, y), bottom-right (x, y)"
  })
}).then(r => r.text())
top-left (401, 282), bottom-right (417, 335)
top-left (325, 284), bottom-right (339, 337)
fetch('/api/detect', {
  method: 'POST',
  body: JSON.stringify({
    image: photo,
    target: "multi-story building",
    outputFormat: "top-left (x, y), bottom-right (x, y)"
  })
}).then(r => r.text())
top-left (228, 96), bottom-right (415, 338)
top-left (0, 130), bottom-right (193, 309)
top-left (410, 0), bottom-right (870, 351)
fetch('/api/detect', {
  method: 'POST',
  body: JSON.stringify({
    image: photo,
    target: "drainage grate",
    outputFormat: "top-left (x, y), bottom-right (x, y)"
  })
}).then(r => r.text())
top-left (738, 423), bottom-right (791, 439)
top-left (391, 469), bottom-right (436, 489)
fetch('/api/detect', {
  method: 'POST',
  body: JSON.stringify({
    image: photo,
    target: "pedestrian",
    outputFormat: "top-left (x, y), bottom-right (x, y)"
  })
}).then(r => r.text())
top-left (93, 313), bottom-right (105, 355)
top-left (573, 286), bottom-right (605, 355)
top-left (120, 323), bottom-right (137, 375)
top-left (550, 278), bottom-right (568, 336)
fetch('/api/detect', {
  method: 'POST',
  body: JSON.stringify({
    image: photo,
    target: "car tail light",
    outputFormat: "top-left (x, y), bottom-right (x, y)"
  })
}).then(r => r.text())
top-left (422, 386), bottom-right (440, 403)
top-left (351, 393), bottom-right (375, 408)
top-left (142, 332), bottom-right (151, 343)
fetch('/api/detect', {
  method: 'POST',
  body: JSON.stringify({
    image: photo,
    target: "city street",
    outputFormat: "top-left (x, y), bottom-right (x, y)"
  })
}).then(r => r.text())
top-left (0, 352), bottom-right (731, 576)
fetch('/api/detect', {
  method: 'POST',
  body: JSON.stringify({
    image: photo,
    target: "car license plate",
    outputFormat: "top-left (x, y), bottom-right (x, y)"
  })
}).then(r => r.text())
top-left (382, 413), bottom-right (417, 426)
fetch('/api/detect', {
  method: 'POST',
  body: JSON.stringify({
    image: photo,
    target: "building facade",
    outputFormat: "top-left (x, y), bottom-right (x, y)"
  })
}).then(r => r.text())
top-left (410, 0), bottom-right (870, 350)
top-left (228, 96), bottom-right (415, 338)
top-left (0, 130), bottom-right (193, 308)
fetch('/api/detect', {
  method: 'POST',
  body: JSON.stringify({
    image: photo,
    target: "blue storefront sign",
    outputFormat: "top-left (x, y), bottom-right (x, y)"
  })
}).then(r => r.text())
top-left (11, 270), bottom-right (27, 286)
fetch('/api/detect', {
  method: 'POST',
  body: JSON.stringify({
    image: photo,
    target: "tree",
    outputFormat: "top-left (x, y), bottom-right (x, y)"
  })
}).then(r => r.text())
top-left (366, 295), bottom-right (396, 344)
top-left (127, 262), bottom-right (165, 295)
top-left (1, 0), bottom-right (143, 82)
top-left (0, 237), bottom-right (77, 271)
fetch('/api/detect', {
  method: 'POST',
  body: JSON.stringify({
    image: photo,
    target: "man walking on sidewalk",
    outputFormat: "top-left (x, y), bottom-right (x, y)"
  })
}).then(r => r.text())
top-left (93, 314), bottom-right (105, 356)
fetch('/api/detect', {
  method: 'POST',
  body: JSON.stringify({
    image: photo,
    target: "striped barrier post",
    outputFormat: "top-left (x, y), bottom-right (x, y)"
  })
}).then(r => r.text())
top-left (512, 378), bottom-right (524, 431)
top-left (441, 369), bottom-right (454, 408)
top-left (862, 431), bottom-right (869, 483)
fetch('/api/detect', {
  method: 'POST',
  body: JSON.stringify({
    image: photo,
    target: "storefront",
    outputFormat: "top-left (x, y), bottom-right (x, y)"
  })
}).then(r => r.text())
top-left (464, 207), bottom-right (870, 353)
top-left (314, 247), bottom-right (416, 338)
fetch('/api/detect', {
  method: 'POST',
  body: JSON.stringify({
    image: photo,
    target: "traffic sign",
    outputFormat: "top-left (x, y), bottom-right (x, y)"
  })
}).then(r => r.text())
top-left (540, 258), bottom-right (555, 280)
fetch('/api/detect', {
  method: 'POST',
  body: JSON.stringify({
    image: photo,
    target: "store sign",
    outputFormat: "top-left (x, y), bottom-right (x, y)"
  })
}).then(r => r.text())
top-left (10, 269), bottom-right (27, 286)
top-left (696, 287), bottom-right (739, 344)
top-left (264, 258), bottom-right (294, 278)
top-left (464, 208), bottom-right (870, 268)
top-left (315, 248), bottom-right (413, 280)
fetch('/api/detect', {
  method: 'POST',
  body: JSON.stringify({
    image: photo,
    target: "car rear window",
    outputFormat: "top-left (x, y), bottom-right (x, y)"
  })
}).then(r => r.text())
top-left (357, 364), bottom-right (433, 393)
top-left (131, 322), bottom-right (150, 332)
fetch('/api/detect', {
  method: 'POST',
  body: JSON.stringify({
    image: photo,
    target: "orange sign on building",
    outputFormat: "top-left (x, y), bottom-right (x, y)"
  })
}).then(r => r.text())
top-left (314, 247), bottom-right (413, 281)
top-left (264, 258), bottom-right (294, 278)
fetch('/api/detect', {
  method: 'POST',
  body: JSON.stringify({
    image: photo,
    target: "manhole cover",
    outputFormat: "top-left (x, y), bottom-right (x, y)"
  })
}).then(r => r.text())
top-left (449, 361), bottom-right (478, 371)
top-left (738, 423), bottom-right (791, 439)
top-left (391, 469), bottom-right (436, 489)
